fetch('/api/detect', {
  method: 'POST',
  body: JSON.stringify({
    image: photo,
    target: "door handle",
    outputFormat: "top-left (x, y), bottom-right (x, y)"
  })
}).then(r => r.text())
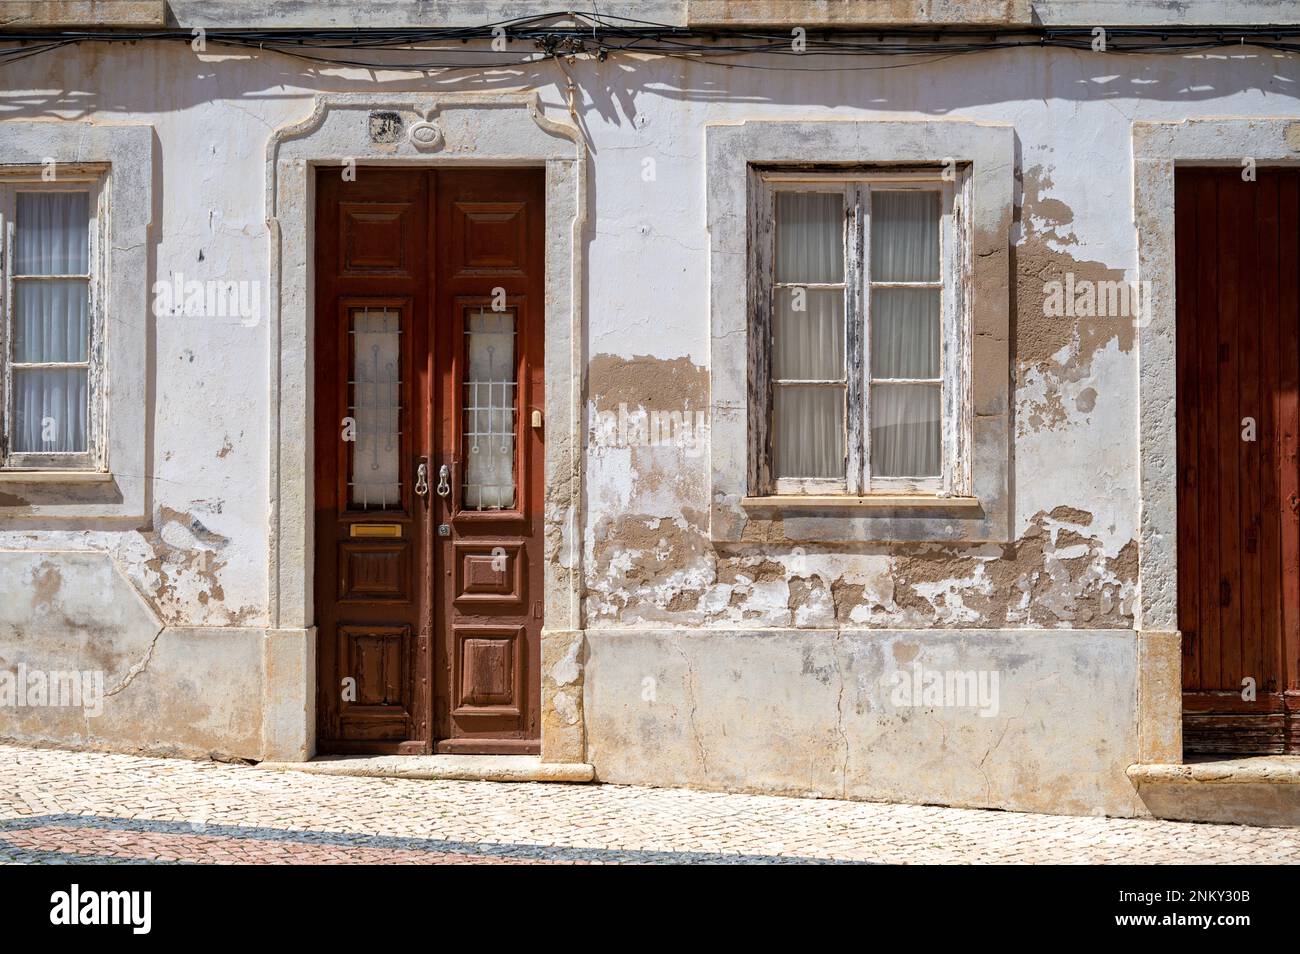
top-left (436, 464), bottom-right (451, 498)
top-left (414, 460), bottom-right (429, 499)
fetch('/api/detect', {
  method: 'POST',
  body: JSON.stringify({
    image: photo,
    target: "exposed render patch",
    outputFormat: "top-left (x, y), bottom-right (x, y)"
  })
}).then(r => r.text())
top-left (588, 353), bottom-right (708, 414)
top-left (29, 562), bottom-right (62, 612)
top-left (1015, 165), bottom-right (1136, 434)
top-left (136, 506), bottom-right (257, 625)
top-left (580, 231), bottom-right (1143, 625)
top-left (889, 512), bottom-right (1137, 628)
top-left (587, 507), bottom-right (1136, 630)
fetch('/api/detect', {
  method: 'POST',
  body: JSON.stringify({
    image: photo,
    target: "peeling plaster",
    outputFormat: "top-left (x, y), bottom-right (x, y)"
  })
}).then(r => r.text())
top-left (0, 36), bottom-right (1287, 810)
top-left (135, 507), bottom-right (260, 626)
top-left (586, 352), bottom-right (1137, 630)
top-left (1015, 165), bottom-right (1136, 437)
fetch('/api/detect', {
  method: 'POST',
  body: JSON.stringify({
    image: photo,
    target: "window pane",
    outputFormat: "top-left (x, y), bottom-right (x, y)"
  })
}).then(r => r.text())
top-left (13, 367), bottom-right (87, 452)
top-left (871, 383), bottom-right (940, 478)
top-left (14, 280), bottom-right (89, 363)
top-left (870, 191), bottom-right (939, 282)
top-left (463, 308), bottom-right (517, 510)
top-left (870, 287), bottom-right (940, 379)
top-left (349, 307), bottom-right (401, 510)
top-left (776, 192), bottom-right (843, 284)
top-left (16, 192), bottom-right (89, 275)
top-left (773, 385), bottom-right (844, 479)
top-left (774, 287), bottom-right (844, 380)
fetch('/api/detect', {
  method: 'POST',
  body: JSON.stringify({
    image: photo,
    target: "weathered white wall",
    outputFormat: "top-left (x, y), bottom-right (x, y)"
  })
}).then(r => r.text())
top-left (586, 628), bottom-right (1141, 816)
top-left (0, 39), bottom-right (1293, 813)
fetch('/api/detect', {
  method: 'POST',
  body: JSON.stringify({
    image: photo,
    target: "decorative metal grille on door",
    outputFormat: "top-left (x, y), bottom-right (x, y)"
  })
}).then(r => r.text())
top-left (462, 306), bottom-right (517, 510)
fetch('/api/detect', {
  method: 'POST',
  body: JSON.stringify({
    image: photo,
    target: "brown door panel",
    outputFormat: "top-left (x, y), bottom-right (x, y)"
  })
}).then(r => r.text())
top-left (1176, 168), bottom-right (1300, 754)
top-left (315, 168), bottom-right (432, 754)
top-left (433, 169), bottom-right (544, 754)
top-left (315, 167), bottom-right (542, 755)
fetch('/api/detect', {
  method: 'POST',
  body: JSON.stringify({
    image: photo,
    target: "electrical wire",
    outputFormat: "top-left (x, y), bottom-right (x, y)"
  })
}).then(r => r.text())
top-left (1, 12), bottom-right (1299, 70)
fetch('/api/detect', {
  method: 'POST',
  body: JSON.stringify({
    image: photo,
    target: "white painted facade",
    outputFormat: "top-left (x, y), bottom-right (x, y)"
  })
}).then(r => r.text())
top-left (1, 4), bottom-right (1298, 819)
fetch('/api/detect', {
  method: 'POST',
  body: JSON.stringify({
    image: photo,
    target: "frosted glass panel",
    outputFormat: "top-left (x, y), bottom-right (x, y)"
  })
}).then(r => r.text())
top-left (14, 280), bottom-right (89, 363)
top-left (463, 308), bottom-right (517, 510)
top-left (871, 383), bottom-right (941, 478)
top-left (16, 192), bottom-right (89, 275)
top-left (870, 191), bottom-right (939, 282)
top-left (349, 308), bottom-right (401, 510)
top-left (774, 287), bottom-right (844, 380)
top-left (773, 385), bottom-right (844, 479)
top-left (775, 192), bottom-right (844, 284)
top-left (870, 288), bottom-right (940, 379)
top-left (13, 368), bottom-right (87, 452)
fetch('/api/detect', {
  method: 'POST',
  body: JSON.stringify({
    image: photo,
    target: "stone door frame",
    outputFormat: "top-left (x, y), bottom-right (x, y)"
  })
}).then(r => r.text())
top-left (262, 92), bottom-right (588, 762)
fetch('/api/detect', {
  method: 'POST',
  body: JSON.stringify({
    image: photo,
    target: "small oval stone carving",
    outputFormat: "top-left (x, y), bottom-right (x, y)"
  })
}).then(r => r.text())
top-left (409, 120), bottom-right (442, 150)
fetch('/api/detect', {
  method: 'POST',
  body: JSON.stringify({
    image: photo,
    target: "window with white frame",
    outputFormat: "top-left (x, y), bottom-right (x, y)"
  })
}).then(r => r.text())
top-left (0, 174), bottom-right (103, 470)
top-left (754, 168), bottom-right (968, 497)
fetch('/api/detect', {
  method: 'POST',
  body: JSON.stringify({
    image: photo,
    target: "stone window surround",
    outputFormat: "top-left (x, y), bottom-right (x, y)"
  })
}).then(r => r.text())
top-left (1132, 118), bottom-right (1300, 764)
top-left (0, 122), bottom-right (153, 523)
top-left (263, 93), bottom-right (587, 763)
top-left (0, 171), bottom-right (106, 472)
top-left (706, 118), bottom-right (1014, 544)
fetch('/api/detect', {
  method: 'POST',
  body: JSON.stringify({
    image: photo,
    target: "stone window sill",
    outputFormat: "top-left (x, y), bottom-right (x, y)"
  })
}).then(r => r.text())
top-left (741, 494), bottom-right (982, 511)
top-left (0, 471), bottom-right (115, 484)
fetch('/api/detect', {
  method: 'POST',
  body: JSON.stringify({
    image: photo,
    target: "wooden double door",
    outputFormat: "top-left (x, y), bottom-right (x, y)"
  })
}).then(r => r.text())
top-left (1176, 167), bottom-right (1300, 754)
top-left (314, 167), bottom-right (545, 755)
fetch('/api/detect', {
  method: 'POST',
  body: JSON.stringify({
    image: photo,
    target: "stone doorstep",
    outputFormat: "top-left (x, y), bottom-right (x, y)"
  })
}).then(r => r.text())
top-left (1127, 756), bottom-right (1300, 828)
top-left (256, 754), bottom-right (595, 784)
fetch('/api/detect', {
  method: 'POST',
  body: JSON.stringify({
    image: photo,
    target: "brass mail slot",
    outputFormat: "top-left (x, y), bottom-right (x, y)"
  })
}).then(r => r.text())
top-left (350, 523), bottom-right (403, 539)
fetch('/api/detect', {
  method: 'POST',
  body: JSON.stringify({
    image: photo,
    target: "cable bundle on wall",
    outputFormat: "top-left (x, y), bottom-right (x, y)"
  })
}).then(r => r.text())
top-left (1, 11), bottom-right (1299, 70)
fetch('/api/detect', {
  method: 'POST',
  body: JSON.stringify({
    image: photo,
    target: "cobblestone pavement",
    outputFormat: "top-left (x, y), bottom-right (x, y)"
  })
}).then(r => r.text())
top-left (0, 743), bottom-right (1296, 864)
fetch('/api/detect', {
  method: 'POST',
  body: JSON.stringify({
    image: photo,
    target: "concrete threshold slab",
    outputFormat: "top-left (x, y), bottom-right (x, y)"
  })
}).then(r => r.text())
top-left (257, 755), bottom-right (595, 784)
top-left (1127, 755), bottom-right (1300, 827)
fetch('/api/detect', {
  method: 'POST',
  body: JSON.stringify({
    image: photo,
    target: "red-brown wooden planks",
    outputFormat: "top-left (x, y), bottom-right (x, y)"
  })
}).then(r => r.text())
top-left (1175, 171), bottom-right (1201, 689)
top-left (1179, 168), bottom-right (1300, 753)
top-left (1280, 173), bottom-right (1300, 697)
top-left (1216, 171), bottom-right (1242, 690)
top-left (1258, 171), bottom-right (1281, 695)
top-left (1237, 173), bottom-right (1262, 692)
top-left (1194, 171), bottom-right (1222, 689)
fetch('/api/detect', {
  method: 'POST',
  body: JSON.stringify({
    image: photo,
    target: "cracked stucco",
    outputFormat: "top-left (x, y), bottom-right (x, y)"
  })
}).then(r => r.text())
top-left (586, 351), bottom-right (1136, 630)
top-left (0, 33), bottom-right (1284, 813)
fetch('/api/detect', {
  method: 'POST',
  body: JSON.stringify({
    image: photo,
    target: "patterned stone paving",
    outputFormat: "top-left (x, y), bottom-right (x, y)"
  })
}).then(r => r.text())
top-left (0, 743), bottom-right (1296, 864)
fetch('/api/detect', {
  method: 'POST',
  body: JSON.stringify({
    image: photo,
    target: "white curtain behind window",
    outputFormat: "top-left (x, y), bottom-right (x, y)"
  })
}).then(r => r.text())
top-left (870, 192), bottom-right (941, 478)
top-left (13, 192), bottom-right (90, 454)
top-left (870, 384), bottom-right (940, 477)
top-left (871, 288), bottom-right (939, 379)
top-left (773, 192), bottom-right (846, 479)
top-left (774, 387), bottom-right (844, 478)
top-left (871, 191), bottom-right (938, 281)
top-left (776, 192), bottom-right (843, 284)
top-left (775, 287), bottom-right (844, 379)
